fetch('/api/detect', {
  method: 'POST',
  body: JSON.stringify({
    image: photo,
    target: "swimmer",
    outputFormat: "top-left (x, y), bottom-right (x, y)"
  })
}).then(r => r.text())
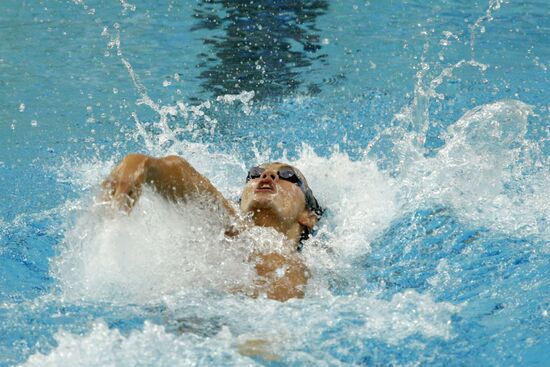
top-left (101, 154), bottom-right (324, 302)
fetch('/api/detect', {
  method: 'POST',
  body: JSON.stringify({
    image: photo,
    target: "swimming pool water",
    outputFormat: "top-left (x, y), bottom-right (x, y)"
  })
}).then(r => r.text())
top-left (1, 0), bottom-right (549, 365)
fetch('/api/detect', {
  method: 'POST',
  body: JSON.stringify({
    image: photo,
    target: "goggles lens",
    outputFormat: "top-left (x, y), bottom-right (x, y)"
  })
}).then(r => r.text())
top-left (277, 167), bottom-right (301, 184)
top-left (246, 166), bottom-right (264, 181)
top-left (246, 166), bottom-right (303, 187)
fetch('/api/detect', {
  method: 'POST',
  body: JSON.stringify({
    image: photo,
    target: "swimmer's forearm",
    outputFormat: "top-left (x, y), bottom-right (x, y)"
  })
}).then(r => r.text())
top-left (103, 154), bottom-right (236, 218)
top-left (145, 155), bottom-right (237, 217)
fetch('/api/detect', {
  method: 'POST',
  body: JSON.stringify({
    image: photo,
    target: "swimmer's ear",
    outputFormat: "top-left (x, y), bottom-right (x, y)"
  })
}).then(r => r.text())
top-left (298, 210), bottom-right (318, 230)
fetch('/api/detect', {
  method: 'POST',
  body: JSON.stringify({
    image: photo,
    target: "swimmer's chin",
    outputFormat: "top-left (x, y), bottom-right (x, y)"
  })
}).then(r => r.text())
top-left (241, 195), bottom-right (279, 213)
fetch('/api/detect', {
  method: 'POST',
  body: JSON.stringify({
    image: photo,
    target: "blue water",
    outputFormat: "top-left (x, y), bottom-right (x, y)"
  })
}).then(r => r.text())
top-left (1, 0), bottom-right (549, 365)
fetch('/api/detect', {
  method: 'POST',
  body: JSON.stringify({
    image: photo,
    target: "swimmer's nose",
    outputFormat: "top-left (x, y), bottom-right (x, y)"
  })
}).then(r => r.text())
top-left (260, 169), bottom-right (277, 181)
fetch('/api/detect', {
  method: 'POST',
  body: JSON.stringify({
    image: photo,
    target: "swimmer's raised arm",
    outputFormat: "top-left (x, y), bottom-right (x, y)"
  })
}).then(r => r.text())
top-left (102, 153), bottom-right (236, 218)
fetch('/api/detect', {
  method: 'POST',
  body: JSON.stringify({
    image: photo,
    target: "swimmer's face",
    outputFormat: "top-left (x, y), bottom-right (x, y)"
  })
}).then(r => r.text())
top-left (240, 163), bottom-right (315, 229)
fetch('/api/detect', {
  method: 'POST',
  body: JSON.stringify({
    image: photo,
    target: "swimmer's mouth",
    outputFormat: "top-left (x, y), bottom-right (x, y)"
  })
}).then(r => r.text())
top-left (255, 180), bottom-right (276, 193)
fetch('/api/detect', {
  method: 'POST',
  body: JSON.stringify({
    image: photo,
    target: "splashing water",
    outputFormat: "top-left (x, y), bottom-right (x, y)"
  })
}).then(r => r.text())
top-left (395, 99), bottom-right (549, 238)
top-left (2, 0), bottom-right (549, 365)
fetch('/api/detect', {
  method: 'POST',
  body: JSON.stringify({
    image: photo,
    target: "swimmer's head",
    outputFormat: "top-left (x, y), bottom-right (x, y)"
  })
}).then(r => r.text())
top-left (240, 162), bottom-right (323, 245)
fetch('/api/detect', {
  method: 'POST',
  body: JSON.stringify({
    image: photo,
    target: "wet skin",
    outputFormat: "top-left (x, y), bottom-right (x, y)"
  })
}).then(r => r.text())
top-left (102, 154), bottom-right (318, 301)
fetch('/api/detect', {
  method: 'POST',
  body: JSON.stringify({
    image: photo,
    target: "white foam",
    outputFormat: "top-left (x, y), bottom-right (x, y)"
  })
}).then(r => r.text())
top-left (21, 320), bottom-right (259, 367)
top-left (21, 289), bottom-right (458, 366)
top-left (52, 191), bottom-right (258, 304)
top-left (293, 145), bottom-right (400, 257)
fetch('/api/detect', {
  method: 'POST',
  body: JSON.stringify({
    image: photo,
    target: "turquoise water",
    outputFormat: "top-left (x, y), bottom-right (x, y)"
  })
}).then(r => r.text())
top-left (1, 0), bottom-right (549, 365)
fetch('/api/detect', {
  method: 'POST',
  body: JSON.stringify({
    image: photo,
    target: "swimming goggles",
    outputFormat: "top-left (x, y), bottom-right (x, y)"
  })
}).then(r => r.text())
top-left (246, 166), bottom-right (304, 188)
top-left (245, 165), bottom-right (324, 217)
